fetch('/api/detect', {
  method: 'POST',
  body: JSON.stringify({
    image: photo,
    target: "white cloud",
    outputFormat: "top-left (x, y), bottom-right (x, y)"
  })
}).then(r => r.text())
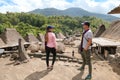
top-left (0, 0), bottom-right (120, 17)
top-left (71, 0), bottom-right (120, 14)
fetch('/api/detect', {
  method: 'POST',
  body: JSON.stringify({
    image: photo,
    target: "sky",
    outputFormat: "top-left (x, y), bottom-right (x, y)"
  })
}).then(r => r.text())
top-left (0, 0), bottom-right (120, 17)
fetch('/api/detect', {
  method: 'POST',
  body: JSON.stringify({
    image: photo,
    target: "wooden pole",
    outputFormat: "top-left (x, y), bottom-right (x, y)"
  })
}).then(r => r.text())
top-left (18, 39), bottom-right (29, 61)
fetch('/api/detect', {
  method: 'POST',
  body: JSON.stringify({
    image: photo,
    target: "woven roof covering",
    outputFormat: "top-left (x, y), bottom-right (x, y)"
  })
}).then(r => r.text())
top-left (108, 5), bottom-right (120, 14)
top-left (101, 20), bottom-right (120, 41)
top-left (0, 28), bottom-right (25, 46)
top-left (25, 33), bottom-right (39, 43)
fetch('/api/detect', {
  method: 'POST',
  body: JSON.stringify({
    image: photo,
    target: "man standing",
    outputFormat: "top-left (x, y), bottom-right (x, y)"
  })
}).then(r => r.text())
top-left (78, 21), bottom-right (93, 80)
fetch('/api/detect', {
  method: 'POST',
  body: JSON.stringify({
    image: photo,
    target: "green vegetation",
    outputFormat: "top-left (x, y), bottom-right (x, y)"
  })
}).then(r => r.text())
top-left (0, 12), bottom-right (110, 36)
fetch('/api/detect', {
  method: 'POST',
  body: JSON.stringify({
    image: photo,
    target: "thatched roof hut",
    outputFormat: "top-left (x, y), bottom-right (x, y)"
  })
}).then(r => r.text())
top-left (37, 33), bottom-right (45, 42)
top-left (0, 28), bottom-right (25, 46)
top-left (108, 5), bottom-right (120, 14)
top-left (56, 32), bottom-right (66, 39)
top-left (94, 24), bottom-right (106, 37)
top-left (101, 20), bottom-right (120, 41)
top-left (25, 33), bottom-right (39, 43)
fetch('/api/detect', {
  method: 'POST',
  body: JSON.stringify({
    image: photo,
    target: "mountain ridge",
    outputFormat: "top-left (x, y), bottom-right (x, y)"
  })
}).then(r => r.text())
top-left (29, 7), bottom-right (119, 21)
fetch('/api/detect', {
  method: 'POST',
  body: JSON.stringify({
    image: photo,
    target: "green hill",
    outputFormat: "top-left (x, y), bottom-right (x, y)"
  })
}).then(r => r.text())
top-left (29, 7), bottom-right (119, 21)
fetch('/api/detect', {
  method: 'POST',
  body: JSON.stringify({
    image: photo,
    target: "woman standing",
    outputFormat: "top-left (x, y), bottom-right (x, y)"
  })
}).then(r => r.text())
top-left (45, 26), bottom-right (57, 70)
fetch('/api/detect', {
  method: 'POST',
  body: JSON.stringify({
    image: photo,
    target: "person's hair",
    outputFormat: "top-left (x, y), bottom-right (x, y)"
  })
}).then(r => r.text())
top-left (46, 26), bottom-right (53, 32)
top-left (45, 29), bottom-right (48, 43)
top-left (82, 21), bottom-right (90, 27)
top-left (85, 23), bottom-right (90, 27)
top-left (46, 28), bottom-right (49, 32)
top-left (45, 26), bottom-right (52, 43)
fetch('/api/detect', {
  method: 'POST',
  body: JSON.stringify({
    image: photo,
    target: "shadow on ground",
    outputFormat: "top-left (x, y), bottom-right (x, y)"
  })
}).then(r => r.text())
top-left (72, 70), bottom-right (84, 80)
top-left (6, 61), bottom-right (16, 65)
top-left (25, 70), bottom-right (51, 80)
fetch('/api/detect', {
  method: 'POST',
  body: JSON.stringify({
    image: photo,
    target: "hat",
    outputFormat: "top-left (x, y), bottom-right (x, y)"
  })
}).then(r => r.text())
top-left (82, 21), bottom-right (90, 27)
top-left (47, 26), bottom-right (54, 29)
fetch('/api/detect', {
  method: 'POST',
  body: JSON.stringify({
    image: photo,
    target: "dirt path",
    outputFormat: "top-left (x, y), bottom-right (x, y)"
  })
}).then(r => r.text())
top-left (0, 56), bottom-right (120, 80)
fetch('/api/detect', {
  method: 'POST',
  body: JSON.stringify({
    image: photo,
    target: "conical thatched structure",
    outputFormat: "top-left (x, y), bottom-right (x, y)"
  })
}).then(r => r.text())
top-left (0, 28), bottom-right (25, 46)
top-left (94, 24), bottom-right (106, 37)
top-left (37, 33), bottom-right (45, 42)
top-left (108, 5), bottom-right (120, 14)
top-left (0, 38), bottom-right (6, 48)
top-left (101, 20), bottom-right (120, 41)
top-left (25, 33), bottom-right (39, 43)
top-left (56, 32), bottom-right (65, 39)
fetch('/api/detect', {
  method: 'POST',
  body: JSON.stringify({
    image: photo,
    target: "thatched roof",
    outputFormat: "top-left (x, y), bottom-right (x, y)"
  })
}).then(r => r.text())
top-left (0, 38), bottom-right (6, 48)
top-left (0, 28), bottom-right (25, 46)
top-left (56, 32), bottom-right (66, 39)
top-left (108, 5), bottom-right (120, 14)
top-left (94, 24), bottom-right (106, 37)
top-left (101, 20), bottom-right (120, 41)
top-left (25, 33), bottom-right (40, 43)
top-left (37, 33), bottom-right (45, 42)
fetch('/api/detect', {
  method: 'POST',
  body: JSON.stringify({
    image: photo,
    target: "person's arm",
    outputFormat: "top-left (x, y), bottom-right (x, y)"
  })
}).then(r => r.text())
top-left (84, 32), bottom-right (93, 51)
top-left (45, 33), bottom-right (48, 46)
top-left (84, 38), bottom-right (92, 51)
top-left (53, 33), bottom-right (57, 49)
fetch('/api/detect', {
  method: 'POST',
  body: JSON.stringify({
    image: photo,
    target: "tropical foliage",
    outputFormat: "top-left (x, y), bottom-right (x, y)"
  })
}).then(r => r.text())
top-left (0, 12), bottom-right (110, 36)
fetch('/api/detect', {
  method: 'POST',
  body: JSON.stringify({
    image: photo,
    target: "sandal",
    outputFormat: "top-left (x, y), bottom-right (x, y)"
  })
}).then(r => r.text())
top-left (50, 65), bottom-right (53, 70)
top-left (47, 66), bottom-right (50, 70)
top-left (85, 74), bottom-right (92, 80)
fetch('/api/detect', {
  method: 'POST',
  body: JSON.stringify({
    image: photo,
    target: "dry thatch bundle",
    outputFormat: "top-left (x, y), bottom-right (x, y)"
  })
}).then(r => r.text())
top-left (25, 33), bottom-right (39, 43)
top-left (37, 33), bottom-right (45, 42)
top-left (94, 24), bottom-right (106, 37)
top-left (101, 20), bottom-right (120, 41)
top-left (0, 28), bottom-right (25, 46)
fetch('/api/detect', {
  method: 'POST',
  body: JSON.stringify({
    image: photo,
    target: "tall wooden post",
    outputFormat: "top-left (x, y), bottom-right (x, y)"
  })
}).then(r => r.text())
top-left (18, 39), bottom-right (29, 61)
